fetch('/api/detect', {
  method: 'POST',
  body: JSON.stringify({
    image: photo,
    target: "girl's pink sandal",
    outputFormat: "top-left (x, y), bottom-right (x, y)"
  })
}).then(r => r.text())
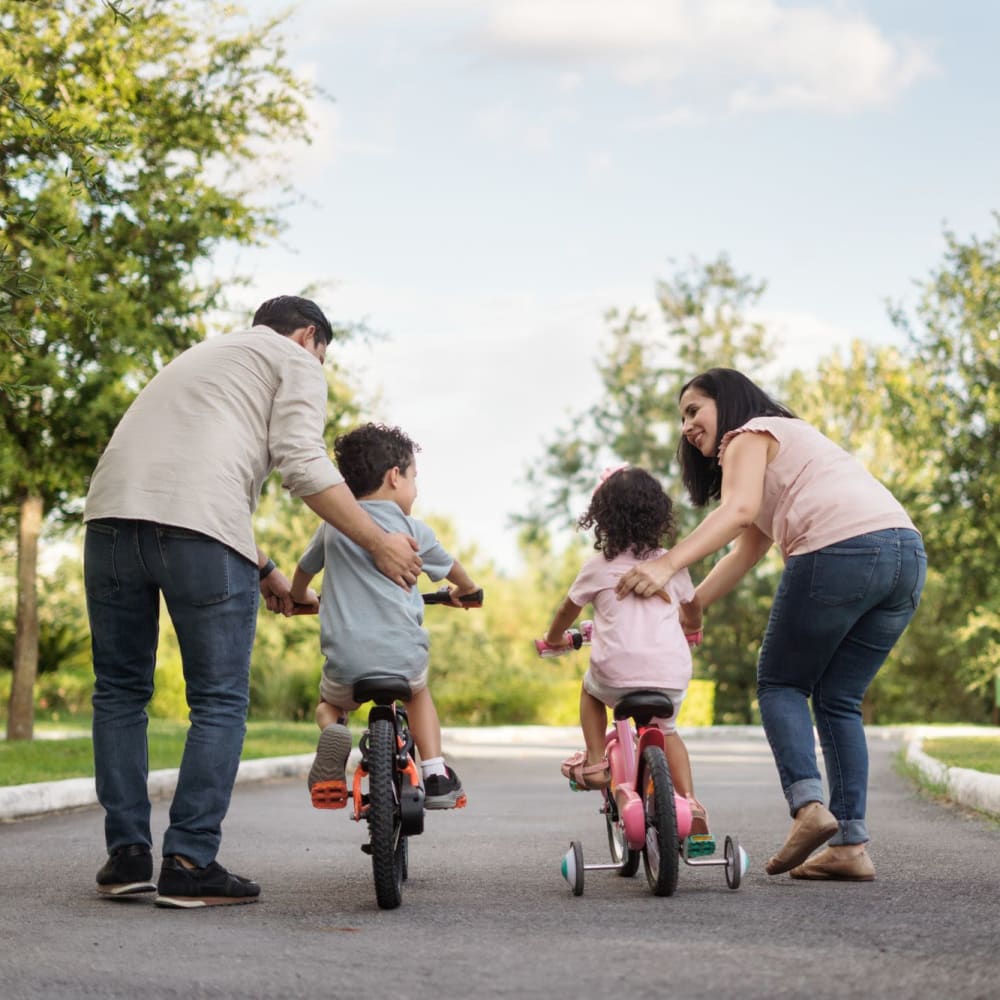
top-left (560, 750), bottom-right (611, 790)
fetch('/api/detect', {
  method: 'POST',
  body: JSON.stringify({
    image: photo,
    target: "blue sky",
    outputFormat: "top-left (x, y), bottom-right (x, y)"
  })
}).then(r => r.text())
top-left (225, 0), bottom-right (1000, 573)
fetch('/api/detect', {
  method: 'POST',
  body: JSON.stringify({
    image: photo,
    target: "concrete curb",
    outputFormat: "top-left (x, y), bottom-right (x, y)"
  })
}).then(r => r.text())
top-left (3, 724), bottom-right (998, 822)
top-left (904, 728), bottom-right (1000, 818)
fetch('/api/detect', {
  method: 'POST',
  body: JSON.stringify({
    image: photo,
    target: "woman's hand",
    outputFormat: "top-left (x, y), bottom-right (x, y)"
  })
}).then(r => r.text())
top-left (614, 553), bottom-right (676, 599)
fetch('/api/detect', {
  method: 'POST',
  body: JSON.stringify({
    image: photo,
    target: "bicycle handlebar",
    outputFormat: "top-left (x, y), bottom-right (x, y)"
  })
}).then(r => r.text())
top-left (535, 619), bottom-right (702, 656)
top-left (289, 586), bottom-right (484, 616)
top-left (422, 587), bottom-right (484, 608)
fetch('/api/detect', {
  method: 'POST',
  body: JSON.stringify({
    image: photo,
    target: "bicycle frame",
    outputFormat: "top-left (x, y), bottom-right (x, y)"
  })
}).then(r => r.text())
top-left (606, 717), bottom-right (693, 852)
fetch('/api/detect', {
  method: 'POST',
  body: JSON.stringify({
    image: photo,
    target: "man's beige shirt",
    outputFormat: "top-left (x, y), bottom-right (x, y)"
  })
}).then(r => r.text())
top-left (84, 326), bottom-right (343, 564)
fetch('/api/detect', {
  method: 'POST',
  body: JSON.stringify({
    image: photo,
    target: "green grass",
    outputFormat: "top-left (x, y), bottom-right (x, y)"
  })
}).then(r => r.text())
top-left (0, 720), bottom-right (322, 787)
top-left (921, 735), bottom-right (1000, 776)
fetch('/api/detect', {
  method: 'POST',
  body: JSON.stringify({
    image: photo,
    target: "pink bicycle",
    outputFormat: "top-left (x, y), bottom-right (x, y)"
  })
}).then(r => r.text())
top-left (536, 623), bottom-right (749, 896)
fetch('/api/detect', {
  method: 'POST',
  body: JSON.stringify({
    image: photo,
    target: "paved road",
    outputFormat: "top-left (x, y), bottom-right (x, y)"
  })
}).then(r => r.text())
top-left (1, 729), bottom-right (997, 1000)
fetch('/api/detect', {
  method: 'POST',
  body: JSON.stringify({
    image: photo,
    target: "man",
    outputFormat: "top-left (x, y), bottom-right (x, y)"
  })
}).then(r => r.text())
top-left (84, 295), bottom-right (421, 908)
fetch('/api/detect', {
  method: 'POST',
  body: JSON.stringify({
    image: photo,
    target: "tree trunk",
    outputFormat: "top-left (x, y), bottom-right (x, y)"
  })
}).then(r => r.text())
top-left (7, 492), bottom-right (43, 741)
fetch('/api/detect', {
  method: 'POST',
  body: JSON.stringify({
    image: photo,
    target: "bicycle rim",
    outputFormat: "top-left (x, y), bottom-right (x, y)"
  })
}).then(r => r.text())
top-left (605, 791), bottom-right (640, 877)
top-left (368, 716), bottom-right (404, 909)
top-left (640, 746), bottom-right (679, 896)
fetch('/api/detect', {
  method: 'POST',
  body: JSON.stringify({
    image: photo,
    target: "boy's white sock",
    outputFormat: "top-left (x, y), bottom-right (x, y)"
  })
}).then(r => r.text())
top-left (420, 756), bottom-right (448, 778)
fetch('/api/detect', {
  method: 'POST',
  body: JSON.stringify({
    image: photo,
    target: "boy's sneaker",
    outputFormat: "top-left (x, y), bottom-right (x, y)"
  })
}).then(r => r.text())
top-left (154, 856), bottom-right (260, 908)
top-left (423, 766), bottom-right (467, 810)
top-left (96, 844), bottom-right (156, 896)
top-left (308, 723), bottom-right (352, 809)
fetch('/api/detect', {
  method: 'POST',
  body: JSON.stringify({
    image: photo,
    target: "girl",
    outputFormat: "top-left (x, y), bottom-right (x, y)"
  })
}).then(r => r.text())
top-left (541, 465), bottom-right (710, 837)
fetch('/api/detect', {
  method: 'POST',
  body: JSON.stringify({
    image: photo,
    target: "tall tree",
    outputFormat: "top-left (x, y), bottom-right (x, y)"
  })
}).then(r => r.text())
top-left (0, 0), bottom-right (317, 738)
top-left (886, 217), bottom-right (1000, 710)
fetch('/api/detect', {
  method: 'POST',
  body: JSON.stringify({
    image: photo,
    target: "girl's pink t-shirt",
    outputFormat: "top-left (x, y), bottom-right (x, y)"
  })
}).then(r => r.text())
top-left (719, 416), bottom-right (917, 560)
top-left (568, 549), bottom-right (694, 691)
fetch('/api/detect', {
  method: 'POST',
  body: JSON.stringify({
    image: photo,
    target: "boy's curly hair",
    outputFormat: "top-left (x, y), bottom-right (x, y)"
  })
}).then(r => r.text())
top-left (333, 422), bottom-right (420, 498)
top-left (577, 466), bottom-right (675, 560)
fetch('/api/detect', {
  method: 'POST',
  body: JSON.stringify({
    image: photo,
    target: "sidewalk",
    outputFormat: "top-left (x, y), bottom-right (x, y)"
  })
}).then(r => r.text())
top-left (2, 725), bottom-right (998, 823)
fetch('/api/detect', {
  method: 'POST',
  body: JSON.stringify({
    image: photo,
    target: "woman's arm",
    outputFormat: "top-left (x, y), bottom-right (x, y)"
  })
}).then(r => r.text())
top-left (695, 523), bottom-right (773, 608)
top-left (614, 432), bottom-right (771, 598)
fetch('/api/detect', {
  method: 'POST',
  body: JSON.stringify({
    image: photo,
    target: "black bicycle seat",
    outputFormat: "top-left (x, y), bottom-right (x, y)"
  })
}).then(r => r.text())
top-left (352, 673), bottom-right (413, 706)
top-left (613, 690), bottom-right (675, 725)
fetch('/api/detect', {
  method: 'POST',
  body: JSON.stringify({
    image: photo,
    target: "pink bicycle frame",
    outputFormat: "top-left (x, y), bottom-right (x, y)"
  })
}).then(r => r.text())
top-left (606, 718), bottom-right (692, 851)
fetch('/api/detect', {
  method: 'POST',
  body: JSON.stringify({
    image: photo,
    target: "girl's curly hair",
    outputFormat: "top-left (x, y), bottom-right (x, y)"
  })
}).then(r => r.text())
top-left (333, 422), bottom-right (420, 497)
top-left (577, 467), bottom-right (675, 560)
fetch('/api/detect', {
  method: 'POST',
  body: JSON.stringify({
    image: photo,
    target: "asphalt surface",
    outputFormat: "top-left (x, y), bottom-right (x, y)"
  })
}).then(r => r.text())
top-left (1, 726), bottom-right (998, 999)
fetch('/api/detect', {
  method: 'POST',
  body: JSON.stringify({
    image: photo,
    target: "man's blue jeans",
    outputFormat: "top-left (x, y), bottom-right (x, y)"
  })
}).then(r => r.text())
top-left (85, 519), bottom-right (258, 867)
top-left (757, 528), bottom-right (926, 846)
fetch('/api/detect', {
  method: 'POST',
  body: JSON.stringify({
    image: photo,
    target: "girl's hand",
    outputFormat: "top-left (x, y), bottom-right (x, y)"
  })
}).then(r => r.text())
top-left (679, 596), bottom-right (703, 645)
top-left (615, 554), bottom-right (675, 599)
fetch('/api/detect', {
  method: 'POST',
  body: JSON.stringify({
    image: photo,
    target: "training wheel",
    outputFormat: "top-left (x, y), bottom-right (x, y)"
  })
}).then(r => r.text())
top-left (561, 841), bottom-right (585, 896)
top-left (724, 835), bottom-right (749, 890)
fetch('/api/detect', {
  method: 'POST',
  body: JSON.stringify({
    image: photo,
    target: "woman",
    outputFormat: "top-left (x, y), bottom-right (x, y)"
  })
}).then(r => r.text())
top-left (615, 368), bottom-right (926, 880)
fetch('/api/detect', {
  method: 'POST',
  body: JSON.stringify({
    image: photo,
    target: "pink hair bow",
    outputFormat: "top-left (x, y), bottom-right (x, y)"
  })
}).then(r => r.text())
top-left (595, 462), bottom-right (629, 493)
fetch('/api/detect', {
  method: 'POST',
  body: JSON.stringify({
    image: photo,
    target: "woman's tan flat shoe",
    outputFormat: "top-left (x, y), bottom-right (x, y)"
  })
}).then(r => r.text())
top-left (765, 801), bottom-right (839, 875)
top-left (790, 847), bottom-right (875, 881)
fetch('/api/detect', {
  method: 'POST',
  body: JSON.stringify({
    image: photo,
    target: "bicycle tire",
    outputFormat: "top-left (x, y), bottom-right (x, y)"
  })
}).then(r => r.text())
top-left (604, 790), bottom-right (640, 877)
top-left (640, 746), bottom-right (679, 897)
top-left (368, 716), bottom-right (404, 909)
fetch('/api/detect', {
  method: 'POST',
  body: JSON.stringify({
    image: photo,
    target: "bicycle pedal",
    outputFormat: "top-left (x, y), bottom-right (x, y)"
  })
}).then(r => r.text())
top-left (310, 780), bottom-right (349, 809)
top-left (684, 834), bottom-right (717, 857)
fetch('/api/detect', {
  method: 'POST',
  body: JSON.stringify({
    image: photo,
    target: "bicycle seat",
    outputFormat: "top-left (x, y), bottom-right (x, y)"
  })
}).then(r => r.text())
top-left (613, 690), bottom-right (675, 726)
top-left (352, 673), bottom-right (413, 706)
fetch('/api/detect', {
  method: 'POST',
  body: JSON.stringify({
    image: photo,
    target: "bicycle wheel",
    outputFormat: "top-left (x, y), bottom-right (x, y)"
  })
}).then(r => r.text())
top-left (604, 790), bottom-right (640, 877)
top-left (368, 716), bottom-right (404, 909)
top-left (640, 746), bottom-right (679, 897)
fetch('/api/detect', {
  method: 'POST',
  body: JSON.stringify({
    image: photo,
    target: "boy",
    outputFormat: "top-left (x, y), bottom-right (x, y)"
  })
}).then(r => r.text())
top-left (290, 423), bottom-right (478, 809)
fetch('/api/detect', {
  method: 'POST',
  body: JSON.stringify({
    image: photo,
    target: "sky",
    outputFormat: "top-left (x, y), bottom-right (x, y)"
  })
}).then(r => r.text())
top-left (221, 0), bottom-right (1000, 574)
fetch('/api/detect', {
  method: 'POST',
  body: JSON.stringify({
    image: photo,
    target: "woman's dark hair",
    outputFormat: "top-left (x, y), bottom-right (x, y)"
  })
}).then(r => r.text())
top-left (252, 295), bottom-right (334, 346)
top-left (577, 467), bottom-right (675, 560)
top-left (334, 422), bottom-right (420, 497)
top-left (677, 367), bottom-right (795, 506)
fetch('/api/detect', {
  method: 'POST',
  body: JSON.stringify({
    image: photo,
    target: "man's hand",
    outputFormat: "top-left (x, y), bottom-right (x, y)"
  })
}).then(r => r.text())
top-left (260, 566), bottom-right (294, 615)
top-left (373, 531), bottom-right (422, 589)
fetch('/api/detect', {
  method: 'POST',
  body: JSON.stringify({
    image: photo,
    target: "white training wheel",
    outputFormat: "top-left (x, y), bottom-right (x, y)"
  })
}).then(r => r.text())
top-left (724, 834), bottom-right (750, 890)
top-left (561, 841), bottom-right (585, 896)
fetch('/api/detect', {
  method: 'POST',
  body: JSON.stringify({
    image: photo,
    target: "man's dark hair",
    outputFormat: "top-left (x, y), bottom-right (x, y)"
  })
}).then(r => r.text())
top-left (678, 367), bottom-right (795, 506)
top-left (334, 423), bottom-right (420, 498)
top-left (252, 295), bottom-right (334, 346)
top-left (577, 467), bottom-right (675, 560)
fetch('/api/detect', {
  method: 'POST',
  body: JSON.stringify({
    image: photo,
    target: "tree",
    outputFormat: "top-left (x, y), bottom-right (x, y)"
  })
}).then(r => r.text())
top-left (518, 255), bottom-right (781, 722)
top-left (886, 217), bottom-right (1000, 711)
top-left (0, 0), bottom-right (318, 738)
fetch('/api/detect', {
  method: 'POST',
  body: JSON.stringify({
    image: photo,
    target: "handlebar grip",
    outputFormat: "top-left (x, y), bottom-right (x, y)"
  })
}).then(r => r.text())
top-left (422, 587), bottom-right (484, 608)
top-left (535, 629), bottom-right (585, 657)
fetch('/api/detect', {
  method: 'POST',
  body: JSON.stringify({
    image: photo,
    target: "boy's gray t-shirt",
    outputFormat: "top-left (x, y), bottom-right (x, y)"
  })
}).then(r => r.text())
top-left (300, 499), bottom-right (454, 684)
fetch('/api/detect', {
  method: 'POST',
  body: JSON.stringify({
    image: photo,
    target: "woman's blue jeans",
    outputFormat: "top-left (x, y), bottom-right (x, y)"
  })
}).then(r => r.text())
top-left (757, 528), bottom-right (926, 845)
top-left (85, 519), bottom-right (258, 867)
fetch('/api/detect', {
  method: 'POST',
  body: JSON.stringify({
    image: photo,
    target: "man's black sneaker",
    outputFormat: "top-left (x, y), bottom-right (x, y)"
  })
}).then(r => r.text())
top-left (423, 766), bottom-right (467, 810)
top-left (96, 844), bottom-right (157, 896)
top-left (154, 856), bottom-right (261, 908)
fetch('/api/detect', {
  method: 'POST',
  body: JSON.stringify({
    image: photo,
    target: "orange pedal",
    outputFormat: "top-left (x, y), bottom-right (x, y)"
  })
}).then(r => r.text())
top-left (311, 780), bottom-right (349, 809)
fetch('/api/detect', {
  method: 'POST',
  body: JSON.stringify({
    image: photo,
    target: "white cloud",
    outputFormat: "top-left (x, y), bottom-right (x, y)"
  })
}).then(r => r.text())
top-left (478, 0), bottom-right (938, 116)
